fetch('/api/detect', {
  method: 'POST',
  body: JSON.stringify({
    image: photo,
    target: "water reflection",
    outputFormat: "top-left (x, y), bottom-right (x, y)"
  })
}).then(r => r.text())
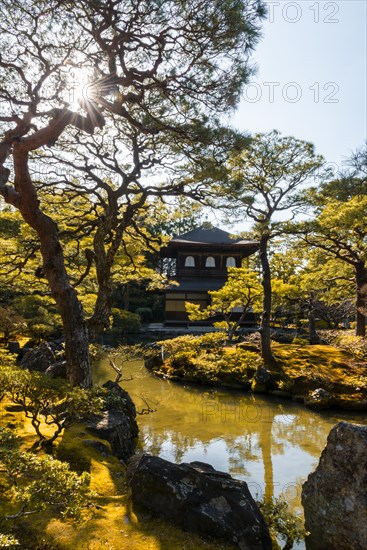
top-left (94, 359), bottom-right (367, 547)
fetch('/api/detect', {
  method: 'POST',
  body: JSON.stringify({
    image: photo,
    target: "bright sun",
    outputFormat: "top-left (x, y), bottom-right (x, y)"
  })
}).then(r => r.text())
top-left (65, 66), bottom-right (95, 111)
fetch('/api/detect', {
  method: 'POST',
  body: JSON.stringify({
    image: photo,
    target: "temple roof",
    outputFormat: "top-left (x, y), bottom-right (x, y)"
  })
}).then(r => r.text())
top-left (170, 225), bottom-right (257, 246)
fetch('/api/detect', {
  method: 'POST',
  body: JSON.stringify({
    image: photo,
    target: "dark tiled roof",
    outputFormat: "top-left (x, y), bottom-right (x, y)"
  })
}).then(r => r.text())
top-left (172, 225), bottom-right (253, 245)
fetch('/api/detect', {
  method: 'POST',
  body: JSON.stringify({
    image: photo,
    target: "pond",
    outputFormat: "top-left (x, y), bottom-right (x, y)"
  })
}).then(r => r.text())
top-left (94, 358), bottom-right (367, 550)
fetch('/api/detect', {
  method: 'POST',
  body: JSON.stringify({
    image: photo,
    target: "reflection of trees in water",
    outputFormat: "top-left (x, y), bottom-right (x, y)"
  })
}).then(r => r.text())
top-left (138, 393), bottom-right (338, 479)
top-left (272, 412), bottom-right (334, 457)
top-left (283, 475), bottom-right (305, 516)
top-left (97, 358), bottom-right (367, 509)
top-left (226, 434), bottom-right (255, 478)
top-left (140, 426), bottom-right (204, 461)
top-left (259, 418), bottom-right (274, 502)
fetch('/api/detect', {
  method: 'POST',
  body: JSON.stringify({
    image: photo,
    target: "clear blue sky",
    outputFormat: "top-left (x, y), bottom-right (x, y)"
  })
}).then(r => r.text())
top-left (231, 0), bottom-right (367, 172)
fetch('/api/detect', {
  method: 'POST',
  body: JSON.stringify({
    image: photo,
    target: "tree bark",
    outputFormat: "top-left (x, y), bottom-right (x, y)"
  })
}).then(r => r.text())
top-left (259, 234), bottom-right (274, 365)
top-left (308, 311), bottom-right (320, 344)
top-left (87, 206), bottom-right (118, 342)
top-left (88, 284), bottom-right (112, 343)
top-left (13, 144), bottom-right (92, 387)
top-left (355, 262), bottom-right (367, 337)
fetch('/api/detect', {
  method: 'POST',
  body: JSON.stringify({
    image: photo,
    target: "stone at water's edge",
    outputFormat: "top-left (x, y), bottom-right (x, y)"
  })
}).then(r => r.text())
top-left (304, 387), bottom-right (335, 410)
top-left (102, 380), bottom-right (139, 438)
top-left (85, 410), bottom-right (136, 462)
top-left (85, 381), bottom-right (138, 462)
top-left (302, 421), bottom-right (367, 550)
top-left (128, 453), bottom-right (272, 550)
top-left (251, 367), bottom-right (278, 393)
top-left (45, 359), bottom-right (67, 378)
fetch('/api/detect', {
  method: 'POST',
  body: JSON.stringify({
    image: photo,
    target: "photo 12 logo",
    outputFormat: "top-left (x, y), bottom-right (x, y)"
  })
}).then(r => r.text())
top-left (267, 2), bottom-right (340, 24)
top-left (243, 82), bottom-right (339, 104)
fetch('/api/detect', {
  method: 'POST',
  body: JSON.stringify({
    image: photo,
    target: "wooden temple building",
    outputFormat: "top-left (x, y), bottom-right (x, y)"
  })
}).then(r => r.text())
top-left (160, 225), bottom-right (259, 325)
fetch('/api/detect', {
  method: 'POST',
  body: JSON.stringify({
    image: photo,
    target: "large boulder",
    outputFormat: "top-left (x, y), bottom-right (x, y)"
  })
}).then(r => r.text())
top-left (45, 359), bottom-right (67, 379)
top-left (102, 380), bottom-right (139, 438)
top-left (128, 454), bottom-right (272, 550)
top-left (302, 422), bottom-right (367, 550)
top-left (85, 410), bottom-right (136, 462)
top-left (19, 342), bottom-right (55, 372)
top-left (85, 381), bottom-right (138, 462)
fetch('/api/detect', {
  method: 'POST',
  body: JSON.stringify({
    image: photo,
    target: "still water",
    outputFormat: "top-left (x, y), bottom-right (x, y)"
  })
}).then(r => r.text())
top-left (94, 359), bottom-right (367, 549)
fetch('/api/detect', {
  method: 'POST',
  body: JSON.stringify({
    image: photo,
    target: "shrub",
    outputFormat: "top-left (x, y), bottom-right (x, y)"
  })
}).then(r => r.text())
top-left (258, 497), bottom-right (306, 550)
top-left (0, 427), bottom-right (91, 521)
top-left (196, 331), bottom-right (227, 350)
top-left (0, 533), bottom-right (19, 547)
top-left (159, 332), bottom-right (228, 357)
top-left (135, 307), bottom-right (153, 323)
top-left (217, 349), bottom-right (261, 385)
top-left (160, 334), bottom-right (261, 386)
top-left (12, 295), bottom-right (62, 341)
top-left (111, 308), bottom-right (141, 333)
top-left (320, 330), bottom-right (367, 360)
top-left (0, 366), bottom-right (104, 446)
top-left (0, 306), bottom-right (27, 343)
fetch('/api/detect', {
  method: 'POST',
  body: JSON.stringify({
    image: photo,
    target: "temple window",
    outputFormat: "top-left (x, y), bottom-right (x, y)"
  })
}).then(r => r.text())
top-left (205, 256), bottom-right (216, 268)
top-left (184, 256), bottom-right (195, 267)
top-left (226, 256), bottom-right (236, 267)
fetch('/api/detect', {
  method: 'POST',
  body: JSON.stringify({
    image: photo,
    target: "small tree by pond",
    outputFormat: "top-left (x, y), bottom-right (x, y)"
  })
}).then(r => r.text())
top-left (186, 267), bottom-right (262, 340)
top-left (0, 366), bottom-right (104, 447)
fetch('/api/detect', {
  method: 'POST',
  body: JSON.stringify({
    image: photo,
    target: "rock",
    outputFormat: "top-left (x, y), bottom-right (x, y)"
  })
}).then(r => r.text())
top-left (102, 380), bottom-right (139, 438)
top-left (19, 342), bottom-right (55, 372)
top-left (85, 410), bottom-right (137, 462)
top-left (144, 343), bottom-right (164, 370)
top-left (84, 382), bottom-right (138, 462)
top-left (304, 388), bottom-right (335, 410)
top-left (128, 454), bottom-right (272, 550)
top-left (7, 341), bottom-right (20, 354)
top-left (251, 368), bottom-right (278, 393)
top-left (302, 422), bottom-right (367, 550)
top-left (270, 331), bottom-right (295, 344)
top-left (45, 360), bottom-right (67, 379)
top-left (289, 374), bottom-right (324, 395)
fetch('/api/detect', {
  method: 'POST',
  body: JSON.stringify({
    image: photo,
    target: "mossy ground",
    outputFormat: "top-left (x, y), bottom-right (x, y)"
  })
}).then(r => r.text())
top-left (153, 341), bottom-right (367, 410)
top-left (0, 402), bottom-right (233, 550)
top-left (272, 343), bottom-right (367, 408)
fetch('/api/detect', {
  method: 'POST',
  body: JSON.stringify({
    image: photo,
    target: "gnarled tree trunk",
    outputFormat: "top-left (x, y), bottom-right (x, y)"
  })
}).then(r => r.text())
top-left (87, 205), bottom-right (118, 343)
top-left (13, 144), bottom-right (92, 387)
top-left (355, 262), bottom-right (367, 337)
top-left (259, 234), bottom-right (274, 365)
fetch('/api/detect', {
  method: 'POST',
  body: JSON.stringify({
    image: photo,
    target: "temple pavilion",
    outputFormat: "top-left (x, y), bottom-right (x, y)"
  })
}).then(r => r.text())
top-left (160, 225), bottom-right (259, 325)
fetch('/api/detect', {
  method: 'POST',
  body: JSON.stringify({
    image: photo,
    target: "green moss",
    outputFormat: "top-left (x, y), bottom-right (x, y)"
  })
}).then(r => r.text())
top-left (155, 335), bottom-right (367, 409)
top-left (160, 344), bottom-right (261, 388)
top-left (272, 343), bottom-right (367, 405)
top-left (0, 405), bottom-right (235, 550)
